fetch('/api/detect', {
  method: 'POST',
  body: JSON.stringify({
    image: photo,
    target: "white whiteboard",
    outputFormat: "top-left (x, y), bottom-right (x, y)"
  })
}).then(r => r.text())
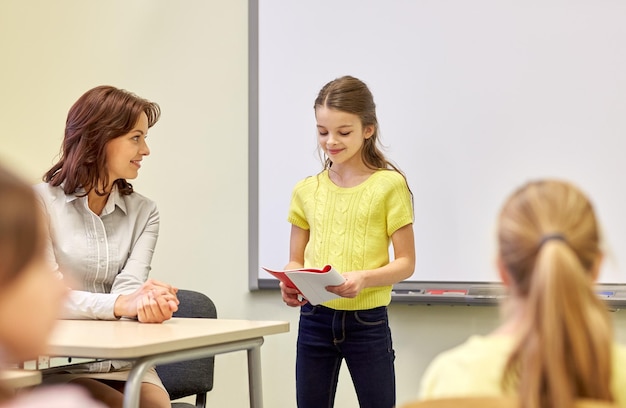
top-left (251, 0), bottom-right (626, 285)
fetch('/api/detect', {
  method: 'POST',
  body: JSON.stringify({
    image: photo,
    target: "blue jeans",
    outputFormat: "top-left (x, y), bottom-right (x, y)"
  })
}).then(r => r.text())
top-left (296, 303), bottom-right (396, 408)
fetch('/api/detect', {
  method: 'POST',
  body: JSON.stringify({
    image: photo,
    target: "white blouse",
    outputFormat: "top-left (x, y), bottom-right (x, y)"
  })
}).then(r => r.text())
top-left (34, 183), bottom-right (159, 320)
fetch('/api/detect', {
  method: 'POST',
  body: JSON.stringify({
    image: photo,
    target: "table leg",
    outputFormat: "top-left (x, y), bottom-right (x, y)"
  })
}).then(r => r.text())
top-left (247, 339), bottom-right (264, 408)
top-left (121, 337), bottom-right (266, 408)
top-left (123, 359), bottom-right (152, 408)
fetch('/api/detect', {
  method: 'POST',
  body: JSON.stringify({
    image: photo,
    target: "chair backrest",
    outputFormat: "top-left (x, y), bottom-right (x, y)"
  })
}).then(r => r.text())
top-left (155, 290), bottom-right (217, 408)
top-left (400, 397), bottom-right (621, 408)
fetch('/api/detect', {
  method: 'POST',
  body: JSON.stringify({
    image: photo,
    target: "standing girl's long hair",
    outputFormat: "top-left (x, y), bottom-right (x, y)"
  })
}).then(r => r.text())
top-left (498, 180), bottom-right (613, 408)
top-left (314, 76), bottom-right (404, 175)
top-left (314, 75), bottom-right (412, 201)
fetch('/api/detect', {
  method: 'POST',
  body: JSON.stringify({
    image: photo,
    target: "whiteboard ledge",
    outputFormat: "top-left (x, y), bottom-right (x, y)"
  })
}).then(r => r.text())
top-left (254, 279), bottom-right (626, 309)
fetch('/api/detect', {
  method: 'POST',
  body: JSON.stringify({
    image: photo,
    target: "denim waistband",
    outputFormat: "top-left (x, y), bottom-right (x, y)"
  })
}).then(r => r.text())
top-left (302, 304), bottom-right (387, 314)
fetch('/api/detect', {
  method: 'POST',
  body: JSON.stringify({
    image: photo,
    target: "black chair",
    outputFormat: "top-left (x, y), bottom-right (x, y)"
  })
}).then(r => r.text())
top-left (156, 289), bottom-right (217, 408)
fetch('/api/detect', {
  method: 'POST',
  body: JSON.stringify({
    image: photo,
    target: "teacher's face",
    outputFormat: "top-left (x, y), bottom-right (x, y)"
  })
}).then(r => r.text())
top-left (105, 112), bottom-right (150, 184)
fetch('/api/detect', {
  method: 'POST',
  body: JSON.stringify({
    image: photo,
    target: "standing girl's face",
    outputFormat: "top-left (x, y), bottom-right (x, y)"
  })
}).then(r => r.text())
top-left (316, 106), bottom-right (374, 168)
top-left (105, 112), bottom-right (150, 185)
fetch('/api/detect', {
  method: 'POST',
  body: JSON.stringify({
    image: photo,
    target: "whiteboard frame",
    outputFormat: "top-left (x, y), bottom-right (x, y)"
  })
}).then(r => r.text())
top-left (249, 0), bottom-right (626, 290)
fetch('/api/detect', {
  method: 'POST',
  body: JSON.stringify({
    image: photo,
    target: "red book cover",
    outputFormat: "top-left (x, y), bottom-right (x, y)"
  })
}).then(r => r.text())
top-left (261, 265), bottom-right (345, 305)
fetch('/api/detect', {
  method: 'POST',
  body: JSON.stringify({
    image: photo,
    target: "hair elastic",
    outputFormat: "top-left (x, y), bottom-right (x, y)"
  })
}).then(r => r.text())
top-left (538, 233), bottom-right (567, 248)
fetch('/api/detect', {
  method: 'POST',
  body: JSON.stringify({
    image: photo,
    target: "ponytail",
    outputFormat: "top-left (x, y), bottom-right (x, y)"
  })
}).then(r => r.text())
top-left (498, 180), bottom-right (613, 408)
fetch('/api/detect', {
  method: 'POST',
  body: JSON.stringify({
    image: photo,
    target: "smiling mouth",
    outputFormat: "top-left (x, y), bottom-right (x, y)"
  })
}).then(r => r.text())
top-left (131, 160), bottom-right (142, 168)
top-left (327, 149), bottom-right (343, 155)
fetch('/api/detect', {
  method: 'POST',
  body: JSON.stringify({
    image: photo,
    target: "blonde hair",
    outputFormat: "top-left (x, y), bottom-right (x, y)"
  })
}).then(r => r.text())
top-left (498, 180), bottom-right (613, 408)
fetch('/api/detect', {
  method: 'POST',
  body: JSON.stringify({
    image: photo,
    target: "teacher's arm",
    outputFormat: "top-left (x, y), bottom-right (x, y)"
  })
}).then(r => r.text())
top-left (111, 205), bottom-right (178, 322)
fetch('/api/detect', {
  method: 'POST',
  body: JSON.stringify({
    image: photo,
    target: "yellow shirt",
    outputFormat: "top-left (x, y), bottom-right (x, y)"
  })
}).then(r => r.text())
top-left (288, 169), bottom-right (413, 310)
top-left (419, 335), bottom-right (626, 406)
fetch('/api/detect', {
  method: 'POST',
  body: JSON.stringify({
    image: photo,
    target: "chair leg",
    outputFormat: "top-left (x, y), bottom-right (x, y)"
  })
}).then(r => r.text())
top-left (196, 393), bottom-right (206, 408)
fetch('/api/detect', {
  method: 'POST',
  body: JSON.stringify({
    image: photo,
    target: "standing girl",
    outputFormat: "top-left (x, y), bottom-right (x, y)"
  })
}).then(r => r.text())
top-left (281, 76), bottom-right (415, 408)
top-left (35, 85), bottom-right (179, 408)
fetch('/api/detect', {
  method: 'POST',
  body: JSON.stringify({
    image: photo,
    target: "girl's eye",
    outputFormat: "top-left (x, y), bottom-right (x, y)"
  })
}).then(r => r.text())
top-left (339, 132), bottom-right (351, 136)
top-left (318, 131), bottom-right (328, 136)
top-left (132, 136), bottom-right (140, 141)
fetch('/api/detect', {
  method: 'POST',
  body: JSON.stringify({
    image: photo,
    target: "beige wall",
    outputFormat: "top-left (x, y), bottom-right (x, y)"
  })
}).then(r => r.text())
top-left (2, 2), bottom-right (626, 407)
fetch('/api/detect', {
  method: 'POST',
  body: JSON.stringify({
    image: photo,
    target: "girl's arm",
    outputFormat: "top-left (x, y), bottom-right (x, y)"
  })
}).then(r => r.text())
top-left (326, 223), bottom-right (415, 298)
top-left (281, 224), bottom-right (310, 307)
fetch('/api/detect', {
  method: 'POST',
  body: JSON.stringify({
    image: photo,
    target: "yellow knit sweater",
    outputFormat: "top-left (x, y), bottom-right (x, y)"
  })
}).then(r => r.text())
top-left (288, 169), bottom-right (413, 310)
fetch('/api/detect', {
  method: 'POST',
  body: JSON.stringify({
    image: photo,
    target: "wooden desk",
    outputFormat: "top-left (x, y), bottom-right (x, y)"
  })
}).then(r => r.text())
top-left (46, 318), bottom-right (289, 408)
top-left (0, 369), bottom-right (42, 389)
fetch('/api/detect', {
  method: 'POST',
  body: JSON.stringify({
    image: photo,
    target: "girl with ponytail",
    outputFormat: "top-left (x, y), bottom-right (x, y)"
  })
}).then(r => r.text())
top-left (419, 180), bottom-right (626, 408)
